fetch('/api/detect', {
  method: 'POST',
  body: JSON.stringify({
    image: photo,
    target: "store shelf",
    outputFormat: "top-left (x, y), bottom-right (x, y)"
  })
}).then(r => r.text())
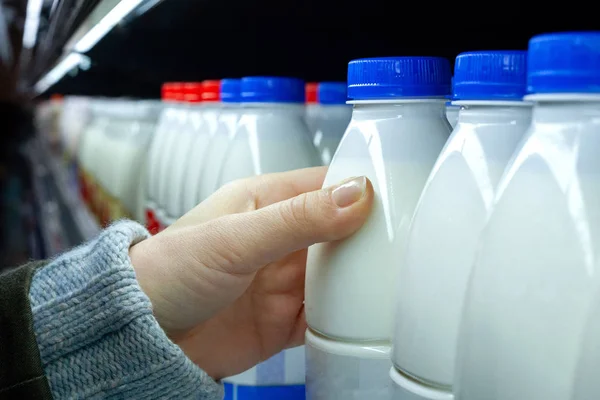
top-left (26, 139), bottom-right (100, 255)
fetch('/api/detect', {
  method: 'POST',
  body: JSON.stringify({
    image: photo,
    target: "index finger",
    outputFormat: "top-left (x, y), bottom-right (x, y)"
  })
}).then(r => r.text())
top-left (169, 166), bottom-right (329, 229)
top-left (249, 166), bottom-right (328, 209)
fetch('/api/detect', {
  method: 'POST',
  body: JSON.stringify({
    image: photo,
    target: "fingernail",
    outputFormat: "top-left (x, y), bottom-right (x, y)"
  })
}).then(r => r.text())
top-left (331, 176), bottom-right (367, 208)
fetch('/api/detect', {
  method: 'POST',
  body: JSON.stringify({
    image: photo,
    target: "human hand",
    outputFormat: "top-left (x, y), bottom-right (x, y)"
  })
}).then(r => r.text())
top-left (129, 167), bottom-right (373, 380)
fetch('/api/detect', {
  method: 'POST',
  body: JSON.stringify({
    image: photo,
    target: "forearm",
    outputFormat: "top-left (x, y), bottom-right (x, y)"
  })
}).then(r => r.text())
top-left (29, 221), bottom-right (222, 399)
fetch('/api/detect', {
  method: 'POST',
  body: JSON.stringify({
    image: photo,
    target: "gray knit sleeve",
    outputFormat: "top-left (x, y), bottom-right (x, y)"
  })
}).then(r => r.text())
top-left (28, 220), bottom-right (224, 400)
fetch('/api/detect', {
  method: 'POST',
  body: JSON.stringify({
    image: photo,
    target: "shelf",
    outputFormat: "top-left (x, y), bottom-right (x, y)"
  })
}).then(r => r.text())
top-left (27, 138), bottom-right (100, 256)
top-left (31, 0), bottom-right (158, 94)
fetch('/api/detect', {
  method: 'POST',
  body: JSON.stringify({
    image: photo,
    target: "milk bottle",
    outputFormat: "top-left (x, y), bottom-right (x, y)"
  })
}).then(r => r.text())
top-left (220, 76), bottom-right (319, 399)
top-left (154, 82), bottom-right (188, 229)
top-left (305, 56), bottom-right (452, 399)
top-left (445, 101), bottom-right (459, 128)
top-left (391, 51), bottom-right (529, 400)
top-left (455, 32), bottom-right (600, 400)
top-left (217, 76), bottom-right (320, 186)
top-left (164, 82), bottom-right (206, 226)
top-left (312, 82), bottom-right (351, 165)
top-left (113, 100), bottom-right (158, 222)
top-left (445, 77), bottom-right (459, 128)
top-left (195, 79), bottom-right (241, 204)
top-left (77, 98), bottom-right (110, 218)
top-left (179, 80), bottom-right (222, 213)
top-left (145, 83), bottom-right (177, 233)
top-left (97, 99), bottom-right (133, 225)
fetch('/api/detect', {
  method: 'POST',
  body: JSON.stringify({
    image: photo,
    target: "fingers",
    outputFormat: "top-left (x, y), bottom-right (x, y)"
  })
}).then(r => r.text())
top-left (199, 176), bottom-right (373, 275)
top-left (248, 166), bottom-right (329, 208)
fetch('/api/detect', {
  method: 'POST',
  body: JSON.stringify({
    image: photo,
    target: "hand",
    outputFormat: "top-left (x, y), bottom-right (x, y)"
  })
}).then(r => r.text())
top-left (129, 167), bottom-right (373, 380)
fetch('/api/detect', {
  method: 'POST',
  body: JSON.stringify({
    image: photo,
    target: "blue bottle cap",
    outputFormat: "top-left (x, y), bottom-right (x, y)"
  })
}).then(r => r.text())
top-left (318, 82), bottom-right (347, 104)
top-left (347, 57), bottom-right (451, 100)
top-left (453, 51), bottom-right (527, 101)
top-left (240, 77), bottom-right (305, 103)
top-left (221, 79), bottom-right (241, 103)
top-left (527, 31), bottom-right (600, 94)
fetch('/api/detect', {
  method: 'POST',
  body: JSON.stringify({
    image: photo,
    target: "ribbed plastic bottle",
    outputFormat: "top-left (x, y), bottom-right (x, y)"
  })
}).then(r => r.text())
top-left (144, 83), bottom-right (175, 233)
top-left (195, 79), bottom-right (241, 203)
top-left (178, 80), bottom-right (223, 213)
top-left (305, 57), bottom-right (452, 399)
top-left (163, 82), bottom-right (208, 225)
top-left (455, 31), bottom-right (600, 400)
top-left (390, 50), bottom-right (530, 400)
top-left (312, 82), bottom-right (352, 165)
top-left (155, 82), bottom-right (188, 230)
top-left (217, 76), bottom-right (320, 187)
top-left (445, 77), bottom-right (459, 128)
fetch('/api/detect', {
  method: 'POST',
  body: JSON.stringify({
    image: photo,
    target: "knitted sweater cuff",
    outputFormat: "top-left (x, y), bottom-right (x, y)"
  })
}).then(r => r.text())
top-left (29, 220), bottom-right (223, 399)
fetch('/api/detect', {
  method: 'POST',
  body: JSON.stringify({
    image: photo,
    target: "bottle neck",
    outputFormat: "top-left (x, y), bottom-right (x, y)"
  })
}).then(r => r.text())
top-left (529, 96), bottom-right (600, 124)
top-left (350, 99), bottom-right (446, 121)
top-left (456, 102), bottom-right (531, 125)
top-left (242, 102), bottom-right (305, 116)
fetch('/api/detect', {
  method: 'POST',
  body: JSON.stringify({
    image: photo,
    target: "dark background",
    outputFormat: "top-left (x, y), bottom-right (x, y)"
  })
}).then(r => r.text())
top-left (46, 1), bottom-right (600, 99)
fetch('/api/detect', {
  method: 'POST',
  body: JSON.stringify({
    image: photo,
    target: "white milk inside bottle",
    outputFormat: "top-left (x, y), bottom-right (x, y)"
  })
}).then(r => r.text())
top-left (220, 76), bottom-right (319, 400)
top-left (217, 76), bottom-right (320, 186)
top-left (145, 83), bottom-right (176, 233)
top-left (77, 99), bottom-right (110, 217)
top-left (195, 79), bottom-right (241, 204)
top-left (455, 32), bottom-right (600, 400)
top-left (305, 56), bottom-right (452, 399)
top-left (445, 101), bottom-right (459, 128)
top-left (133, 100), bottom-right (160, 224)
top-left (312, 82), bottom-right (351, 165)
top-left (97, 99), bottom-right (134, 224)
top-left (390, 51), bottom-right (530, 400)
top-left (164, 81), bottom-right (213, 223)
top-left (116, 100), bottom-right (158, 223)
top-left (179, 80), bottom-right (222, 214)
top-left (155, 83), bottom-right (188, 229)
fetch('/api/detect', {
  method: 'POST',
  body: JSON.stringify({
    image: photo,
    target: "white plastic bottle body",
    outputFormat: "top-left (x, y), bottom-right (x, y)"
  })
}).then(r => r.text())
top-left (445, 103), bottom-right (459, 128)
top-left (306, 103), bottom-right (320, 135)
top-left (78, 108), bottom-right (108, 183)
top-left (155, 104), bottom-right (188, 226)
top-left (572, 287), bottom-right (600, 400)
top-left (196, 107), bottom-right (239, 203)
top-left (455, 99), bottom-right (600, 400)
top-left (145, 104), bottom-right (175, 215)
top-left (305, 330), bottom-right (392, 400)
top-left (392, 103), bottom-right (531, 388)
top-left (181, 106), bottom-right (221, 213)
top-left (165, 105), bottom-right (205, 219)
top-left (306, 101), bottom-right (450, 341)
top-left (312, 105), bottom-right (352, 165)
top-left (218, 104), bottom-right (320, 186)
top-left (117, 121), bottom-right (155, 218)
top-left (78, 107), bottom-right (110, 208)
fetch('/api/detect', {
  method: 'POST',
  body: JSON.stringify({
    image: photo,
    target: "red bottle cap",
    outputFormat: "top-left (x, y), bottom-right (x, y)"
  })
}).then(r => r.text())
top-left (183, 82), bottom-right (203, 103)
top-left (201, 80), bottom-right (221, 102)
top-left (305, 82), bottom-right (318, 104)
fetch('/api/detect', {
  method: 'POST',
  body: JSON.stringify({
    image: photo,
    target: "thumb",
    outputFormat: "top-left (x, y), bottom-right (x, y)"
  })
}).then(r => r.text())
top-left (201, 176), bottom-right (373, 274)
